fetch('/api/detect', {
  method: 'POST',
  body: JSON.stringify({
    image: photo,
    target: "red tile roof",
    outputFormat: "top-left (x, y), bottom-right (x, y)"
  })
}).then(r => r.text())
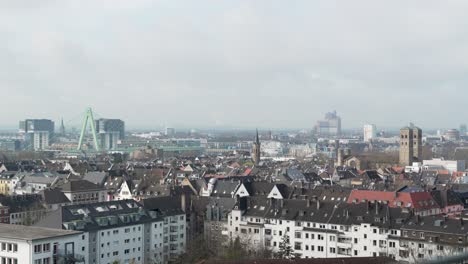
top-left (347, 190), bottom-right (439, 209)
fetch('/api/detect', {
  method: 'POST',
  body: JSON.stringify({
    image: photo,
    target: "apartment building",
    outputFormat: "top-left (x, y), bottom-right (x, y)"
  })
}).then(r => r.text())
top-left (36, 199), bottom-right (186, 264)
top-left (226, 196), bottom-right (468, 263)
top-left (0, 223), bottom-right (86, 264)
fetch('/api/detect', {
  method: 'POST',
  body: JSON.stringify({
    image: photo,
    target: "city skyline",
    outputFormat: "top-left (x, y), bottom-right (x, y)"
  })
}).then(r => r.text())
top-left (2, 1), bottom-right (468, 129)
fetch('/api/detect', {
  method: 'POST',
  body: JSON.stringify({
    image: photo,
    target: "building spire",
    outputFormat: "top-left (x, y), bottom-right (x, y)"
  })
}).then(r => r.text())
top-left (256, 128), bottom-right (260, 144)
top-left (60, 118), bottom-right (66, 135)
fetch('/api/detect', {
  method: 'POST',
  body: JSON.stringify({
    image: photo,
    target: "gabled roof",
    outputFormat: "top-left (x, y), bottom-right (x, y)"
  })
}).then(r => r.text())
top-left (59, 180), bottom-right (103, 193)
top-left (347, 190), bottom-right (439, 210)
top-left (42, 189), bottom-right (71, 205)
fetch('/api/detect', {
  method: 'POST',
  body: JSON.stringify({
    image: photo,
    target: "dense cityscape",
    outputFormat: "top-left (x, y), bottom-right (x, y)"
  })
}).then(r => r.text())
top-left (3, 1), bottom-right (468, 264)
top-left (0, 109), bottom-right (468, 263)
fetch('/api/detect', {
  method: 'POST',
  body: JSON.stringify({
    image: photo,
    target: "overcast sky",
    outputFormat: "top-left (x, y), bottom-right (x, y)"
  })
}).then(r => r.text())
top-left (1, 0), bottom-right (467, 130)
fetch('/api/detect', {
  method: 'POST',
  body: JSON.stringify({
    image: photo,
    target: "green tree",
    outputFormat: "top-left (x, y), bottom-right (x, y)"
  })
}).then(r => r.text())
top-left (276, 234), bottom-right (295, 259)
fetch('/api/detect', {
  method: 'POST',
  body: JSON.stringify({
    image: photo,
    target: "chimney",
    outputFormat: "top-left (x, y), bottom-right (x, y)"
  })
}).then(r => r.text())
top-left (345, 209), bottom-right (350, 218)
top-left (307, 199), bottom-right (311, 208)
top-left (375, 202), bottom-right (379, 215)
top-left (316, 200), bottom-right (321, 210)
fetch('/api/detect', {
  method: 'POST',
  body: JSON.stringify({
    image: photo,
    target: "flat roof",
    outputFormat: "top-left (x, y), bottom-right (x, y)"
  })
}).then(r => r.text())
top-left (0, 223), bottom-right (81, 241)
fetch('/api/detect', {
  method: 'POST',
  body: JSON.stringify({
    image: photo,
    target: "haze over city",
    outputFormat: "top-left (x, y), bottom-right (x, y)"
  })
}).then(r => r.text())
top-left (1, 1), bottom-right (468, 129)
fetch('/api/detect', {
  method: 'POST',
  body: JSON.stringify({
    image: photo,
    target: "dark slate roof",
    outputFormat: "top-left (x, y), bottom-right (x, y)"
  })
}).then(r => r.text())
top-left (55, 200), bottom-right (164, 232)
top-left (242, 197), bottom-right (411, 230)
top-left (363, 170), bottom-right (382, 181)
top-left (211, 180), bottom-right (240, 197)
top-left (59, 179), bottom-right (103, 192)
top-left (83, 171), bottom-right (107, 186)
top-left (401, 216), bottom-right (468, 236)
top-left (141, 196), bottom-right (184, 216)
top-left (286, 168), bottom-right (306, 181)
top-left (243, 182), bottom-right (276, 197)
top-left (41, 189), bottom-right (70, 205)
top-left (432, 189), bottom-right (463, 207)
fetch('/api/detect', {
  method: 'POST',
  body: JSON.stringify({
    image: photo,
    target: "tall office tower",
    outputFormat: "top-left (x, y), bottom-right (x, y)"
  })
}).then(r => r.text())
top-left (19, 119), bottom-right (54, 150)
top-left (399, 124), bottom-right (422, 166)
top-left (95, 119), bottom-right (125, 150)
top-left (252, 129), bottom-right (261, 165)
top-left (165, 127), bottom-right (176, 137)
top-left (460, 124), bottom-right (467, 136)
top-left (363, 124), bottom-right (377, 142)
top-left (315, 111), bottom-right (342, 137)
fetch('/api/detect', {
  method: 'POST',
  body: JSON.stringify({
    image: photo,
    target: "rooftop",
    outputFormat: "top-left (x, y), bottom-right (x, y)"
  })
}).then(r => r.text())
top-left (0, 223), bottom-right (81, 241)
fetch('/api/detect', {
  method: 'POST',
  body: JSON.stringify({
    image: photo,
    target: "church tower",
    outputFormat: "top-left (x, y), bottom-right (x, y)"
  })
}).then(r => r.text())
top-left (60, 118), bottom-right (66, 135)
top-left (252, 129), bottom-right (261, 166)
top-left (399, 123), bottom-right (422, 166)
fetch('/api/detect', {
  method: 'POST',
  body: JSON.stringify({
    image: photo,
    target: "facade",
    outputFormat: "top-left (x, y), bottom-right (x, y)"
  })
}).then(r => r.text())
top-left (423, 158), bottom-right (465, 174)
top-left (37, 199), bottom-right (186, 264)
top-left (399, 125), bottom-right (422, 166)
top-left (95, 119), bottom-right (125, 150)
top-left (444, 129), bottom-right (460, 141)
top-left (316, 111), bottom-right (342, 137)
top-left (363, 124), bottom-right (377, 142)
top-left (19, 119), bottom-right (54, 151)
top-left (0, 223), bottom-right (85, 264)
top-left (225, 197), bottom-right (468, 263)
top-left (59, 180), bottom-right (107, 204)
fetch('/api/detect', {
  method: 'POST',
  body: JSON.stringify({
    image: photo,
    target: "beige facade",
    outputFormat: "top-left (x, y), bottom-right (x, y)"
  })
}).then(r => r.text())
top-left (399, 126), bottom-right (422, 166)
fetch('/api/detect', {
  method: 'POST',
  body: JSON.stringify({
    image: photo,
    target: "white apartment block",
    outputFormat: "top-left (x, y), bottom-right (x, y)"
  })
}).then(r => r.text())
top-left (0, 223), bottom-right (86, 264)
top-left (36, 199), bottom-right (186, 264)
top-left (226, 197), bottom-right (468, 263)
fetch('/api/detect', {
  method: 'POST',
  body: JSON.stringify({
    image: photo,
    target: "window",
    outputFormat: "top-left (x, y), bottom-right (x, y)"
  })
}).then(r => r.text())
top-left (43, 243), bottom-right (50, 252)
top-left (34, 245), bottom-right (42, 253)
top-left (294, 242), bottom-right (302, 251)
top-left (330, 247), bottom-right (336, 253)
top-left (318, 246), bottom-right (324, 252)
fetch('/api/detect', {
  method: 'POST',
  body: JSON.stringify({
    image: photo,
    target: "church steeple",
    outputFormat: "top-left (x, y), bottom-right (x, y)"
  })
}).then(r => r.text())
top-left (252, 129), bottom-right (261, 166)
top-left (60, 118), bottom-right (66, 135)
top-left (255, 128), bottom-right (260, 145)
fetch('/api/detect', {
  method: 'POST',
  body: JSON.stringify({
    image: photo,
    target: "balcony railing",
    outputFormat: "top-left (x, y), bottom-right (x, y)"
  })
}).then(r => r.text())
top-left (54, 252), bottom-right (85, 264)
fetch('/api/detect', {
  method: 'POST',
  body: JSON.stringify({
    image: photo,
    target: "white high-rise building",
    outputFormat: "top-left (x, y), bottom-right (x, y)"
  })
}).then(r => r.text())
top-left (363, 124), bottom-right (377, 142)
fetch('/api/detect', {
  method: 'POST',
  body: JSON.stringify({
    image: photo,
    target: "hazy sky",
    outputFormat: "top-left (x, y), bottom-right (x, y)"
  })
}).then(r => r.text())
top-left (1, 0), bottom-right (468, 130)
